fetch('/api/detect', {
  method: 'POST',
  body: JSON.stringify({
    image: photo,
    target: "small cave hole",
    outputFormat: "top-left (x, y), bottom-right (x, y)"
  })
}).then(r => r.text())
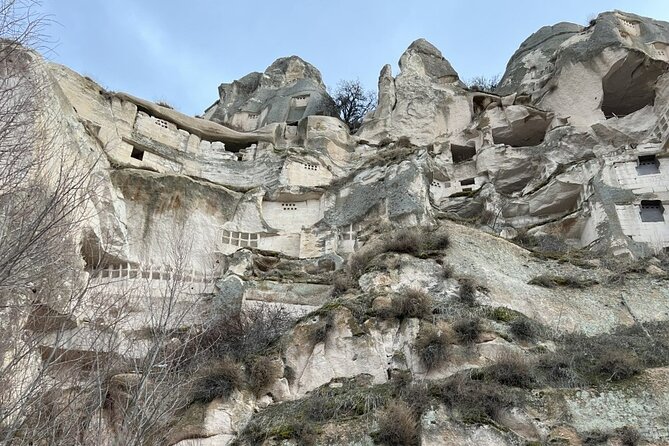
top-left (225, 140), bottom-right (258, 153)
top-left (451, 144), bottom-right (477, 163)
top-left (130, 147), bottom-right (144, 161)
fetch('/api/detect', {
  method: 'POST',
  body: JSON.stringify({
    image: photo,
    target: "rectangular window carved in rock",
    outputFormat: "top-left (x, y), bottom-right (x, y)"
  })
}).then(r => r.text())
top-left (640, 200), bottom-right (664, 222)
top-left (637, 155), bottom-right (660, 175)
top-left (460, 178), bottom-right (475, 186)
top-left (450, 144), bottom-right (477, 164)
top-left (131, 147), bottom-right (145, 161)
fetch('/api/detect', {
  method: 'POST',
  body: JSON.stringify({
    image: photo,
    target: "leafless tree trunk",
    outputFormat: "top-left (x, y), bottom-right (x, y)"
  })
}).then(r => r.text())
top-left (331, 79), bottom-right (376, 131)
top-left (0, 3), bottom-right (204, 444)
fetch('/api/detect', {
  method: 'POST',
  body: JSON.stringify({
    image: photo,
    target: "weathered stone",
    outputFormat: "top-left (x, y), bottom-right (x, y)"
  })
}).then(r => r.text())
top-left (204, 56), bottom-right (336, 131)
top-left (9, 9), bottom-right (669, 446)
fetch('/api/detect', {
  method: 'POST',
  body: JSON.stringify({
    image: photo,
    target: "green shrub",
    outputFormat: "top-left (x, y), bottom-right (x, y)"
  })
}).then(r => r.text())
top-left (536, 324), bottom-right (662, 386)
top-left (457, 277), bottom-right (477, 305)
top-left (398, 382), bottom-right (432, 417)
top-left (249, 356), bottom-right (280, 396)
top-left (594, 350), bottom-right (642, 382)
top-left (488, 307), bottom-right (516, 322)
top-left (528, 274), bottom-right (596, 289)
top-left (510, 318), bottom-right (540, 341)
top-left (188, 304), bottom-right (295, 364)
top-left (581, 430), bottom-right (611, 445)
top-left (348, 245), bottom-right (383, 279)
top-left (512, 230), bottom-right (538, 250)
top-left (156, 100), bottom-right (174, 109)
top-left (265, 422), bottom-right (317, 444)
top-left (440, 262), bottom-right (454, 279)
top-left (381, 227), bottom-right (449, 257)
top-left (393, 289), bottom-right (433, 319)
top-left (397, 136), bottom-right (413, 148)
top-left (332, 273), bottom-right (356, 296)
top-left (383, 228), bottom-right (423, 256)
top-left (302, 381), bottom-right (387, 423)
top-left (238, 377), bottom-right (393, 445)
top-left (421, 230), bottom-right (451, 252)
top-left (453, 318), bottom-right (482, 344)
top-left (390, 369), bottom-right (413, 390)
top-left (535, 353), bottom-right (582, 388)
top-left (345, 227), bottom-right (450, 281)
top-left (190, 359), bottom-right (243, 404)
top-left (435, 375), bottom-right (519, 424)
top-left (374, 401), bottom-right (420, 446)
top-left (616, 426), bottom-right (641, 446)
top-left (415, 326), bottom-right (450, 369)
top-left (483, 353), bottom-right (535, 388)
top-left (466, 74), bottom-right (501, 92)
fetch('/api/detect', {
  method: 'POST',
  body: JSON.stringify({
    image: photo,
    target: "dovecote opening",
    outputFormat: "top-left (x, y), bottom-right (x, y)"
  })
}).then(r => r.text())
top-left (292, 95), bottom-right (310, 106)
top-left (281, 202), bottom-right (298, 211)
top-left (154, 118), bottom-right (169, 129)
top-left (640, 200), bottom-right (664, 222)
top-left (637, 155), bottom-right (660, 175)
top-left (617, 16), bottom-right (641, 36)
top-left (450, 144), bottom-right (477, 164)
top-left (130, 147), bottom-right (145, 161)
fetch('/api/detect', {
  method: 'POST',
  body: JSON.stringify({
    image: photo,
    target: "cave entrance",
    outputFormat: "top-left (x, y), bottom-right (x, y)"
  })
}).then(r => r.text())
top-left (490, 111), bottom-right (550, 147)
top-left (601, 53), bottom-right (665, 118)
top-left (450, 144), bottom-right (476, 164)
top-left (225, 140), bottom-right (258, 152)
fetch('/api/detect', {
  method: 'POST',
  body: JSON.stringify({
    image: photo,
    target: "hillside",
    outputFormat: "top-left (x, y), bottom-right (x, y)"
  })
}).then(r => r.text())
top-left (2, 9), bottom-right (669, 446)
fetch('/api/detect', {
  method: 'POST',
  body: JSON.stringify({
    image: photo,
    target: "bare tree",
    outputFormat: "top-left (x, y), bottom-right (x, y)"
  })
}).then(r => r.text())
top-left (465, 74), bottom-right (501, 93)
top-left (1, 222), bottom-right (217, 445)
top-left (0, 5), bottom-right (96, 439)
top-left (0, 3), bottom-right (293, 445)
top-left (0, 2), bottom-right (119, 444)
top-left (331, 79), bottom-right (376, 131)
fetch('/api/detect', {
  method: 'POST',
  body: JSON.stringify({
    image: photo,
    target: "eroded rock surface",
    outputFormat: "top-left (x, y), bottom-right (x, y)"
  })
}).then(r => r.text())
top-left (5, 8), bottom-right (669, 446)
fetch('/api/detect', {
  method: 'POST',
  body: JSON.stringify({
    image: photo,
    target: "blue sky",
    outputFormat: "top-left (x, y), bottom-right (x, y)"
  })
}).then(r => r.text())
top-left (42, 1), bottom-right (669, 116)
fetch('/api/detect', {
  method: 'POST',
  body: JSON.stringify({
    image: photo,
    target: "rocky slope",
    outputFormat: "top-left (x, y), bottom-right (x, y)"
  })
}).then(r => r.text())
top-left (3, 8), bottom-right (669, 446)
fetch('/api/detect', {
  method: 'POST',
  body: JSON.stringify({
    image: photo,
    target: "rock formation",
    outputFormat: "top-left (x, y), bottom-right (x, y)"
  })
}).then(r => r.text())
top-left (203, 56), bottom-right (336, 131)
top-left (3, 9), bottom-right (669, 446)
